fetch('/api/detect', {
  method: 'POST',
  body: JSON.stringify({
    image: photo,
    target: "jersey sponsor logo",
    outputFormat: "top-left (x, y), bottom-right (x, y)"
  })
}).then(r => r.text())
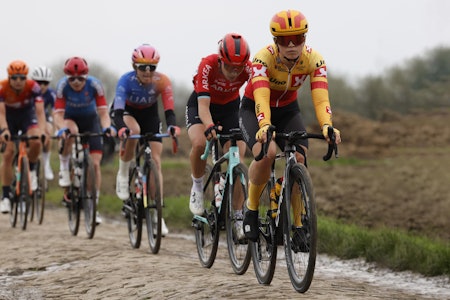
top-left (201, 64), bottom-right (212, 90)
top-left (315, 60), bottom-right (325, 68)
top-left (314, 67), bottom-right (327, 78)
top-left (256, 112), bottom-right (265, 123)
top-left (291, 74), bottom-right (308, 87)
top-left (252, 65), bottom-right (267, 78)
top-left (326, 106), bottom-right (332, 114)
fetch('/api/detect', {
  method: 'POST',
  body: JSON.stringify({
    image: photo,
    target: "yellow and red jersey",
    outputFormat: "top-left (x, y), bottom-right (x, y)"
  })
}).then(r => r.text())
top-left (244, 43), bottom-right (332, 128)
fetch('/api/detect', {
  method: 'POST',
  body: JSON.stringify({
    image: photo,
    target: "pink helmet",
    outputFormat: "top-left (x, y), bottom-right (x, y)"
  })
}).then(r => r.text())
top-left (218, 33), bottom-right (250, 66)
top-left (64, 57), bottom-right (89, 76)
top-left (132, 44), bottom-right (160, 64)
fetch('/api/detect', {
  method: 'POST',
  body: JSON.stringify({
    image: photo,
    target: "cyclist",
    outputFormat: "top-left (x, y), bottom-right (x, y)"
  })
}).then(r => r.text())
top-left (31, 66), bottom-right (56, 181)
top-left (0, 60), bottom-right (47, 214)
top-left (112, 44), bottom-right (180, 236)
top-left (54, 57), bottom-right (115, 225)
top-left (185, 33), bottom-right (251, 239)
top-left (239, 10), bottom-right (342, 242)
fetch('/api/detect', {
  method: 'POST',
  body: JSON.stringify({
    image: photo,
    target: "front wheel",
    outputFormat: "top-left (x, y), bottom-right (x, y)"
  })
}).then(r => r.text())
top-left (226, 163), bottom-right (251, 275)
top-left (193, 164), bottom-right (219, 268)
top-left (18, 156), bottom-right (30, 230)
top-left (144, 159), bottom-right (162, 254)
top-left (283, 163), bottom-right (317, 293)
top-left (82, 156), bottom-right (97, 239)
top-left (32, 159), bottom-right (45, 224)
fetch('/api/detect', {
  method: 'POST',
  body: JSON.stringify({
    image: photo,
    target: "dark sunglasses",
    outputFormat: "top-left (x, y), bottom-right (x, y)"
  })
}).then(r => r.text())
top-left (36, 80), bottom-right (50, 86)
top-left (10, 74), bottom-right (27, 81)
top-left (136, 64), bottom-right (157, 72)
top-left (68, 76), bottom-right (87, 83)
top-left (276, 34), bottom-right (306, 47)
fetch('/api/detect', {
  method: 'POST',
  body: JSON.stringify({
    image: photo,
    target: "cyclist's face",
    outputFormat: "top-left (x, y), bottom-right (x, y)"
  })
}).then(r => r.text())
top-left (9, 74), bottom-right (27, 92)
top-left (220, 62), bottom-right (245, 81)
top-left (135, 64), bottom-right (156, 85)
top-left (275, 35), bottom-right (305, 62)
top-left (67, 76), bottom-right (87, 92)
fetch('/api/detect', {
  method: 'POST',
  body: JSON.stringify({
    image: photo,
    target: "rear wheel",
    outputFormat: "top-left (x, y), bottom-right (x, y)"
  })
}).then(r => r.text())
top-left (250, 181), bottom-right (277, 285)
top-left (226, 163), bottom-right (251, 275)
top-left (83, 156), bottom-right (97, 239)
top-left (194, 164), bottom-right (219, 268)
top-left (32, 159), bottom-right (45, 224)
top-left (127, 164), bottom-right (143, 248)
top-left (144, 159), bottom-right (162, 254)
top-left (284, 163), bottom-right (317, 293)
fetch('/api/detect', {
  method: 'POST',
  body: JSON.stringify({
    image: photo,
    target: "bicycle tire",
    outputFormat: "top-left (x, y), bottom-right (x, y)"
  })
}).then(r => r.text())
top-left (144, 159), bottom-right (162, 254)
top-left (67, 158), bottom-right (80, 236)
top-left (194, 164), bottom-right (219, 268)
top-left (82, 156), bottom-right (97, 239)
top-left (18, 156), bottom-right (30, 230)
top-left (9, 155), bottom-right (19, 228)
top-left (225, 163), bottom-right (251, 275)
top-left (32, 159), bottom-right (45, 224)
top-left (127, 164), bottom-right (143, 248)
top-left (250, 181), bottom-right (277, 285)
top-left (283, 163), bottom-right (317, 293)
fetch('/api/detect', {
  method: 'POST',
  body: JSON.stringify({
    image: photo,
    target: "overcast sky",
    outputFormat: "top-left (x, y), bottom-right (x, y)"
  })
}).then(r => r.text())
top-left (1, 0), bottom-right (449, 88)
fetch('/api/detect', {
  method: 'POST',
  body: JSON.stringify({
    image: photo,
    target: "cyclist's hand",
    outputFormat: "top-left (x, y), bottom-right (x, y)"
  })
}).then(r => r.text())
top-left (322, 125), bottom-right (341, 144)
top-left (0, 128), bottom-right (10, 143)
top-left (103, 126), bottom-right (117, 137)
top-left (204, 123), bottom-right (221, 141)
top-left (255, 124), bottom-right (272, 143)
top-left (118, 127), bottom-right (130, 139)
top-left (56, 127), bottom-right (70, 139)
top-left (167, 125), bottom-right (181, 137)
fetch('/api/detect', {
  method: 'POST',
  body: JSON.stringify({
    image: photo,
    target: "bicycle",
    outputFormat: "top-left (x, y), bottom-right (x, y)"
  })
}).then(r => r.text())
top-left (249, 125), bottom-right (338, 293)
top-left (122, 131), bottom-right (178, 254)
top-left (192, 128), bottom-right (251, 274)
top-left (59, 132), bottom-right (103, 239)
top-left (4, 134), bottom-right (44, 230)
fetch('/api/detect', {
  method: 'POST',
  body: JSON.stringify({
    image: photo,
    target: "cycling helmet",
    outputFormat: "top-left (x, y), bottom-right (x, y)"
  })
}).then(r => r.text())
top-left (218, 33), bottom-right (250, 66)
top-left (7, 60), bottom-right (29, 76)
top-left (270, 10), bottom-right (308, 36)
top-left (132, 44), bottom-right (160, 64)
top-left (63, 57), bottom-right (89, 76)
top-left (31, 66), bottom-right (53, 81)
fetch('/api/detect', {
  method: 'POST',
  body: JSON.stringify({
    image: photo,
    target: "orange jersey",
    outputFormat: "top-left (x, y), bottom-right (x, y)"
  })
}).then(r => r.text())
top-left (0, 79), bottom-right (43, 109)
top-left (244, 44), bottom-right (332, 127)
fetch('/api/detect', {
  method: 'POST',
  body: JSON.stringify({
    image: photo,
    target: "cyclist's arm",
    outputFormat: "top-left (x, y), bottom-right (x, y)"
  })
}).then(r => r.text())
top-left (97, 106), bottom-right (111, 130)
top-left (198, 96), bottom-right (213, 127)
top-left (158, 74), bottom-right (176, 128)
top-left (251, 61), bottom-right (272, 128)
top-left (35, 99), bottom-right (47, 134)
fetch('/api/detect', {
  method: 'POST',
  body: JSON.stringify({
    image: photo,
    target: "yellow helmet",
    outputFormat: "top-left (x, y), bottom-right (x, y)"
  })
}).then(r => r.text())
top-left (270, 10), bottom-right (308, 37)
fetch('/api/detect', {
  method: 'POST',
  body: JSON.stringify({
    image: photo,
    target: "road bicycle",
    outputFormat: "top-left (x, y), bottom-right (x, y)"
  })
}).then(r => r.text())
top-left (250, 125), bottom-right (338, 293)
top-left (60, 132), bottom-right (103, 239)
top-left (192, 128), bottom-right (251, 274)
top-left (122, 132), bottom-right (178, 254)
top-left (5, 134), bottom-right (44, 230)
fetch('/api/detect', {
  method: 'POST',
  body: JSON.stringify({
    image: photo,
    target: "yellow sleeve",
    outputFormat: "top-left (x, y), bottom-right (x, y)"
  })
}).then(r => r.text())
top-left (254, 86), bottom-right (271, 128)
top-left (311, 88), bottom-right (332, 128)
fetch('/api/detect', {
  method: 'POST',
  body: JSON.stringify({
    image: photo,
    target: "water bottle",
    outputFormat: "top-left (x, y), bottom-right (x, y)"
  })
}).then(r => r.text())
top-left (270, 177), bottom-right (283, 218)
top-left (214, 174), bottom-right (226, 208)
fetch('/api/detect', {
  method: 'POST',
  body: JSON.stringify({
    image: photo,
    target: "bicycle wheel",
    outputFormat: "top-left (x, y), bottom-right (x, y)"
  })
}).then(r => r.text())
top-left (9, 155), bottom-right (18, 228)
top-left (67, 158), bottom-right (80, 235)
top-left (126, 164), bottom-right (143, 248)
top-left (283, 163), bottom-right (317, 293)
top-left (250, 181), bottom-right (277, 285)
top-left (82, 156), bottom-right (97, 239)
top-left (17, 156), bottom-right (31, 230)
top-left (225, 163), bottom-right (251, 275)
top-left (193, 164), bottom-right (219, 268)
top-left (32, 159), bottom-right (45, 224)
top-left (144, 159), bottom-right (162, 254)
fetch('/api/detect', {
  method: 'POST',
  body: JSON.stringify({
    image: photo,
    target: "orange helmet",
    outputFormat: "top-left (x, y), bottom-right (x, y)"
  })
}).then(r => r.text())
top-left (132, 44), bottom-right (160, 64)
top-left (270, 10), bottom-right (308, 36)
top-left (64, 57), bottom-right (89, 76)
top-left (218, 33), bottom-right (250, 66)
top-left (7, 60), bottom-right (29, 76)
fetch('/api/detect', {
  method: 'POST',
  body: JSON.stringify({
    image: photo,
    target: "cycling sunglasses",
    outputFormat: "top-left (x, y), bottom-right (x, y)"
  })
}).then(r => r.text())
top-left (276, 34), bottom-right (306, 47)
top-left (68, 76), bottom-right (87, 83)
top-left (10, 74), bottom-right (27, 81)
top-left (136, 64), bottom-right (157, 72)
top-left (36, 80), bottom-right (50, 86)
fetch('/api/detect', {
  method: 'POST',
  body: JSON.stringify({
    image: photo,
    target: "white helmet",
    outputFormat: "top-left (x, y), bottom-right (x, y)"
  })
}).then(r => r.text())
top-left (31, 66), bottom-right (53, 81)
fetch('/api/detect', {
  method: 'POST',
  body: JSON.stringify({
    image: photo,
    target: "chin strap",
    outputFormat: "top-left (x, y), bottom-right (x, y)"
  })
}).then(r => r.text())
top-left (283, 56), bottom-right (300, 62)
